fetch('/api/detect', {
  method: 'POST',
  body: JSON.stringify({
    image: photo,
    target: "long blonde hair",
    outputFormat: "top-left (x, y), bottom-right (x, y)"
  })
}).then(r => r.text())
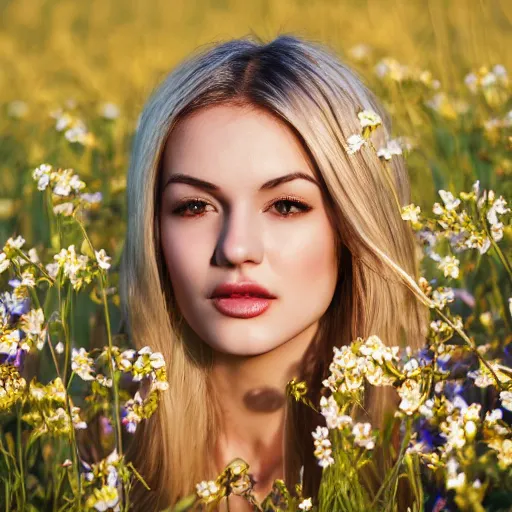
top-left (118, 33), bottom-right (429, 511)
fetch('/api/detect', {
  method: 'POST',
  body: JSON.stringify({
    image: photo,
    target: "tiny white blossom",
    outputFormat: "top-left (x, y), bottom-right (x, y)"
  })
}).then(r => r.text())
top-left (357, 110), bottom-right (382, 128)
top-left (71, 347), bottom-right (95, 381)
top-left (53, 202), bottom-right (74, 216)
top-left (438, 190), bottom-right (461, 210)
top-left (299, 498), bottom-right (313, 511)
top-left (346, 134), bottom-right (367, 154)
top-left (500, 391), bottom-right (512, 411)
top-left (352, 422), bottom-right (376, 450)
top-left (95, 249), bottom-right (112, 270)
top-left (377, 139), bottom-right (403, 160)
top-left (0, 253), bottom-right (10, 273)
top-left (438, 255), bottom-right (460, 279)
top-left (100, 102), bottom-right (120, 120)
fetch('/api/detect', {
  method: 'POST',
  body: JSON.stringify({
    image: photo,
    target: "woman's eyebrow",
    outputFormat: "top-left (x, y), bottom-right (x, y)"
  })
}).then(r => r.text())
top-left (163, 171), bottom-right (320, 191)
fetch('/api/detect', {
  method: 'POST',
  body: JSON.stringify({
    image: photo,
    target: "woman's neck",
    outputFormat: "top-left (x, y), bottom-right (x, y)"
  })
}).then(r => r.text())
top-left (210, 320), bottom-right (319, 501)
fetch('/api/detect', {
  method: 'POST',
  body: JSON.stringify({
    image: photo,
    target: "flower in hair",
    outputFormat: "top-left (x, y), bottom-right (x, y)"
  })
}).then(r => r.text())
top-left (377, 139), bottom-right (403, 160)
top-left (346, 134), bottom-right (367, 154)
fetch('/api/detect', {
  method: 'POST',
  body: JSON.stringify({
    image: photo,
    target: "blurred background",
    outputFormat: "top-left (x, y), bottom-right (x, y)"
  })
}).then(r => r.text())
top-left (0, 0), bottom-right (511, 348)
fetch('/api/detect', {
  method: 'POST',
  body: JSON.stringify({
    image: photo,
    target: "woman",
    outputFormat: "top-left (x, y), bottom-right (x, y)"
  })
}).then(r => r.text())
top-left (119, 33), bottom-right (429, 511)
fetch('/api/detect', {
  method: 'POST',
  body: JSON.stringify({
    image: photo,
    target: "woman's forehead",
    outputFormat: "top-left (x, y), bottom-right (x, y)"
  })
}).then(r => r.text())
top-left (160, 103), bottom-right (318, 191)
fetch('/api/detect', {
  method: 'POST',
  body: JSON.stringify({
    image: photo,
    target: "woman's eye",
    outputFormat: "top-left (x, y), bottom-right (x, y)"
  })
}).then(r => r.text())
top-left (172, 199), bottom-right (211, 217)
top-left (271, 199), bottom-right (311, 217)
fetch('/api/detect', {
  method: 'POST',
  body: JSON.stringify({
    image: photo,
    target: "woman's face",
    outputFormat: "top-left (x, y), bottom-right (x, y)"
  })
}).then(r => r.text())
top-left (159, 103), bottom-right (338, 356)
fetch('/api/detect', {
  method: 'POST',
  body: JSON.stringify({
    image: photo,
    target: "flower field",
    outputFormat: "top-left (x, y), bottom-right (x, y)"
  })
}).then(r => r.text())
top-left (0, 1), bottom-right (511, 510)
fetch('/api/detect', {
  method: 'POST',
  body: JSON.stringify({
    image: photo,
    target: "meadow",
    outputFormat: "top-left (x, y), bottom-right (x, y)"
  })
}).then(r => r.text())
top-left (0, 0), bottom-right (511, 510)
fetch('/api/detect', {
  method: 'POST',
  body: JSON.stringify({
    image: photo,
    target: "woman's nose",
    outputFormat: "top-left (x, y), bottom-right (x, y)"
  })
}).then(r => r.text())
top-left (213, 205), bottom-right (264, 267)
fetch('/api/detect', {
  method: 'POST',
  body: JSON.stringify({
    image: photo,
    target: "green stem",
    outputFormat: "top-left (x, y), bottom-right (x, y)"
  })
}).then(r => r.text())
top-left (16, 403), bottom-right (26, 510)
top-left (434, 307), bottom-right (503, 389)
top-left (480, 208), bottom-right (512, 287)
top-left (370, 418), bottom-right (412, 509)
top-left (75, 219), bottom-right (126, 502)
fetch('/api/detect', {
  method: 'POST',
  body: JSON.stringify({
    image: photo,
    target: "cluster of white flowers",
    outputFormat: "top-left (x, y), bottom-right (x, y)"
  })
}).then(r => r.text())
top-left (464, 64), bottom-right (508, 93)
top-left (468, 360), bottom-right (511, 389)
top-left (431, 183), bottom-right (509, 258)
top-left (484, 191), bottom-right (509, 243)
top-left (71, 347), bottom-right (95, 381)
top-left (374, 56), bottom-right (441, 89)
top-left (50, 108), bottom-right (94, 146)
top-left (83, 449), bottom-right (121, 512)
top-left (33, 164), bottom-right (85, 196)
top-left (19, 308), bottom-right (47, 351)
top-left (319, 395), bottom-right (353, 430)
top-left (32, 163), bottom-right (103, 219)
top-left (438, 255), bottom-right (460, 279)
top-left (0, 236), bottom-right (39, 275)
top-left (45, 243), bottom-right (112, 290)
top-left (195, 480), bottom-right (220, 503)
top-left (312, 426), bottom-right (335, 468)
top-left (397, 378), bottom-right (423, 415)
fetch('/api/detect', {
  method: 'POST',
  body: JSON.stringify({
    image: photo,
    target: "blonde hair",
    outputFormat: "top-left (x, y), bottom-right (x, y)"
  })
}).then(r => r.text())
top-left (119, 33), bottom-right (429, 511)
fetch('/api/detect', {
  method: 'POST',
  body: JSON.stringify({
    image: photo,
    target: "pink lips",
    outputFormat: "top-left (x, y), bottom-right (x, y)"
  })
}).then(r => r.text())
top-left (210, 281), bottom-right (276, 319)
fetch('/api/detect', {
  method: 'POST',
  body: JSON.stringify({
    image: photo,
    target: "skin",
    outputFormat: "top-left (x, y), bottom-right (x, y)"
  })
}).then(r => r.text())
top-left (159, 103), bottom-right (338, 507)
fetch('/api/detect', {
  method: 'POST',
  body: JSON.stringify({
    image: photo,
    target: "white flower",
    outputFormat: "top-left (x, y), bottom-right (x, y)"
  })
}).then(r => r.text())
top-left (71, 347), bottom-right (95, 381)
top-left (491, 222), bottom-right (504, 242)
top-left (493, 64), bottom-right (507, 78)
top-left (53, 202), bottom-right (74, 216)
top-left (346, 134), bottom-right (367, 154)
top-left (377, 139), bottom-right (403, 160)
top-left (95, 249), bottom-right (112, 270)
top-left (299, 498), bottom-right (313, 511)
top-left (80, 192), bottom-right (102, 204)
top-left (438, 190), bottom-right (461, 210)
top-left (446, 458), bottom-right (466, 490)
top-left (485, 409), bottom-right (503, 424)
top-left (312, 426), bottom-right (334, 468)
top-left (431, 287), bottom-right (455, 309)
top-left (464, 72), bottom-right (478, 93)
top-left (401, 204), bottom-right (421, 224)
top-left (352, 422), bottom-right (376, 450)
top-left (438, 255), bottom-right (460, 279)
top-left (196, 480), bottom-right (219, 500)
top-left (28, 248), bottom-right (39, 263)
top-left (398, 379), bottom-right (422, 415)
top-left (357, 109), bottom-right (382, 128)
top-left (6, 235), bottom-right (25, 250)
top-left (0, 253), bottom-right (10, 273)
top-left (418, 399), bottom-right (435, 419)
top-left (32, 163), bottom-right (52, 185)
top-left (92, 485), bottom-right (119, 511)
top-left (0, 334), bottom-right (18, 356)
top-left (467, 369), bottom-right (494, 388)
top-left (96, 374), bottom-right (113, 387)
top-left (320, 396), bottom-right (352, 430)
top-left (487, 196), bottom-right (509, 225)
top-left (45, 262), bottom-right (60, 279)
top-left (53, 169), bottom-right (85, 197)
top-left (64, 120), bottom-right (90, 145)
top-left (500, 391), bottom-right (512, 411)
top-left (55, 342), bottom-right (64, 354)
top-left (100, 102), bottom-right (120, 120)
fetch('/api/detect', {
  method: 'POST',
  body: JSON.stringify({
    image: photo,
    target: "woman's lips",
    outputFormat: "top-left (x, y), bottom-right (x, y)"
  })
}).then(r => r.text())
top-left (211, 295), bottom-right (274, 318)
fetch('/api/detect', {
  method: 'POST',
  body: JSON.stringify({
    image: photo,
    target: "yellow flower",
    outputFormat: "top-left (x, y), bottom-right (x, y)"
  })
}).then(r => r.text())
top-left (0, 364), bottom-right (26, 412)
